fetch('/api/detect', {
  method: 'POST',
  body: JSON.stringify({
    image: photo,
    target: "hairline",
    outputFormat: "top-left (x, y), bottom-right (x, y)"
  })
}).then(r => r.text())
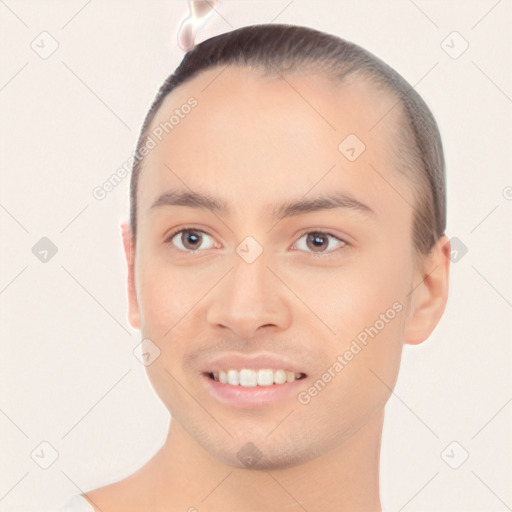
top-left (129, 26), bottom-right (444, 261)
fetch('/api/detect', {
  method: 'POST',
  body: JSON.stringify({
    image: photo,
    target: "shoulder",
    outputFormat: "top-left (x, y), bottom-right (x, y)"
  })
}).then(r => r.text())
top-left (70, 454), bottom-right (160, 511)
top-left (78, 485), bottom-right (125, 512)
top-left (77, 476), bottom-right (151, 512)
top-left (59, 494), bottom-right (95, 512)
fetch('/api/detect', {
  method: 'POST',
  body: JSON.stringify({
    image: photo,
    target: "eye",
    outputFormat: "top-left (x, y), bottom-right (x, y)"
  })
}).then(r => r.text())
top-left (165, 226), bottom-right (217, 253)
top-left (291, 230), bottom-right (348, 255)
top-left (164, 227), bottom-right (348, 256)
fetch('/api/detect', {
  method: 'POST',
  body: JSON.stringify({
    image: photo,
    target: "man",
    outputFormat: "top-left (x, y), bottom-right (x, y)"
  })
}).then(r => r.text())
top-left (74, 23), bottom-right (450, 512)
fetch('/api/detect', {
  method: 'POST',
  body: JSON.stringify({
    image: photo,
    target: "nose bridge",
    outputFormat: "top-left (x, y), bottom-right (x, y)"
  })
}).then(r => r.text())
top-left (231, 251), bottom-right (271, 307)
top-left (206, 248), bottom-right (290, 336)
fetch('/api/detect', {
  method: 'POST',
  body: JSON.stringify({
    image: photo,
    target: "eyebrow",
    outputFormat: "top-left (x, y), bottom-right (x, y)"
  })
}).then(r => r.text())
top-left (149, 189), bottom-right (375, 221)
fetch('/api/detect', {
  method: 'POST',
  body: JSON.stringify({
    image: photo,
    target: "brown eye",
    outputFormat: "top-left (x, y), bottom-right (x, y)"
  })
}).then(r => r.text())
top-left (293, 231), bottom-right (347, 255)
top-left (306, 233), bottom-right (329, 252)
top-left (168, 228), bottom-right (215, 252)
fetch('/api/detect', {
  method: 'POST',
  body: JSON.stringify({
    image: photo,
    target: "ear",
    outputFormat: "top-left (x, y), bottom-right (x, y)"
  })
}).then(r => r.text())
top-left (404, 235), bottom-right (451, 345)
top-left (121, 220), bottom-right (140, 330)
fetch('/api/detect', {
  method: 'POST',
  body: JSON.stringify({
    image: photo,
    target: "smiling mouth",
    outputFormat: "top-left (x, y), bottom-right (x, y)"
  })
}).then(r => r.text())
top-left (205, 369), bottom-right (307, 387)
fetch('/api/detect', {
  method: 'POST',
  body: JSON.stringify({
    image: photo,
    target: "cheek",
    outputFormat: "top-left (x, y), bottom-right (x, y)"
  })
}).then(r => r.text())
top-left (295, 247), bottom-right (411, 336)
top-left (135, 251), bottom-right (200, 337)
top-left (293, 247), bottom-right (409, 419)
top-left (137, 274), bottom-right (175, 338)
top-left (333, 251), bottom-right (409, 383)
top-left (135, 261), bottom-right (200, 412)
top-left (134, 255), bottom-right (219, 378)
top-left (295, 312), bottom-right (404, 441)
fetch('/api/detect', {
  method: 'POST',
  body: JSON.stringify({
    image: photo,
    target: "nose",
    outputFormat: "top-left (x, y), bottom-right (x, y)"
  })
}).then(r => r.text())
top-left (206, 253), bottom-right (292, 340)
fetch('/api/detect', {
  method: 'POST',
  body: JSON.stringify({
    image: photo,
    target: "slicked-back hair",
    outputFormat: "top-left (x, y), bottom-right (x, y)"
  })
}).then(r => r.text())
top-left (129, 23), bottom-right (446, 257)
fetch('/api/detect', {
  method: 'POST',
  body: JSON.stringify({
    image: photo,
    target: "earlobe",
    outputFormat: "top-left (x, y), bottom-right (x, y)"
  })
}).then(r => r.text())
top-left (404, 235), bottom-right (451, 345)
top-left (121, 220), bottom-right (141, 330)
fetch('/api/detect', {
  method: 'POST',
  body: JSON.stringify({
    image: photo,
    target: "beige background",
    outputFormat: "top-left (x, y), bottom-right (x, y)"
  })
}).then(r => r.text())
top-left (0, 0), bottom-right (511, 510)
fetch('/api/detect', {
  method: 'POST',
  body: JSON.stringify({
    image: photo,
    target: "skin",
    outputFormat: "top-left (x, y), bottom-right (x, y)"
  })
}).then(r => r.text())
top-left (83, 65), bottom-right (450, 512)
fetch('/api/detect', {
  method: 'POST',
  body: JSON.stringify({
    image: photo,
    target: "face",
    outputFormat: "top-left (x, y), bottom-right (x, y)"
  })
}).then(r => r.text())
top-left (123, 66), bottom-right (449, 469)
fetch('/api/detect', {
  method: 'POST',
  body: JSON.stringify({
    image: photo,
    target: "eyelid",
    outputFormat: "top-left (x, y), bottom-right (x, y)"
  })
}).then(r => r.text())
top-left (164, 224), bottom-right (218, 251)
top-left (164, 225), bottom-right (350, 255)
top-left (290, 229), bottom-right (349, 256)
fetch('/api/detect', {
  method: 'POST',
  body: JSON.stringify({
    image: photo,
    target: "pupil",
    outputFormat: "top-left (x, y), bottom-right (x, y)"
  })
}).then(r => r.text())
top-left (309, 233), bottom-right (327, 251)
top-left (184, 231), bottom-right (200, 249)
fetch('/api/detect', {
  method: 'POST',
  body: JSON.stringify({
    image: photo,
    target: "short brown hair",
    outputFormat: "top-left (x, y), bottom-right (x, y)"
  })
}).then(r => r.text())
top-left (129, 23), bottom-right (446, 256)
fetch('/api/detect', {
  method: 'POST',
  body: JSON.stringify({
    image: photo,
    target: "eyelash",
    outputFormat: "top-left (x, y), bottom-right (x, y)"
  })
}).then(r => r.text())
top-left (164, 225), bottom-right (349, 257)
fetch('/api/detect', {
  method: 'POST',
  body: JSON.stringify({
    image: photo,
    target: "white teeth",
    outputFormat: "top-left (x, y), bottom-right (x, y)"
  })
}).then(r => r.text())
top-left (257, 369), bottom-right (274, 386)
top-left (273, 369), bottom-right (287, 384)
top-left (227, 369), bottom-right (240, 386)
top-left (240, 369), bottom-right (258, 387)
top-left (210, 369), bottom-right (304, 386)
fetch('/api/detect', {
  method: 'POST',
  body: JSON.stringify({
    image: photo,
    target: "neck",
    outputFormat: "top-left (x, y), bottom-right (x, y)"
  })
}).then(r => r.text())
top-left (145, 409), bottom-right (384, 512)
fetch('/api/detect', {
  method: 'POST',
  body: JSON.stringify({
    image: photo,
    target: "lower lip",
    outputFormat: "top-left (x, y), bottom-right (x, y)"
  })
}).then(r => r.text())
top-left (201, 373), bottom-right (306, 408)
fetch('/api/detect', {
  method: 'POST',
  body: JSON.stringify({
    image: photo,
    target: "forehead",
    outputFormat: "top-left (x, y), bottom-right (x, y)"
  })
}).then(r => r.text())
top-left (137, 65), bottom-right (412, 226)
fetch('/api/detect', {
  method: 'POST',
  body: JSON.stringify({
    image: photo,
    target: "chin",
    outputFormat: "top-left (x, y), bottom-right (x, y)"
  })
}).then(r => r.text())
top-left (201, 434), bottom-right (325, 470)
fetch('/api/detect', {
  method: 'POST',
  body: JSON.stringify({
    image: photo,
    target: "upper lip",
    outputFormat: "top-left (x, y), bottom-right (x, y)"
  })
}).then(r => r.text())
top-left (201, 352), bottom-right (307, 375)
